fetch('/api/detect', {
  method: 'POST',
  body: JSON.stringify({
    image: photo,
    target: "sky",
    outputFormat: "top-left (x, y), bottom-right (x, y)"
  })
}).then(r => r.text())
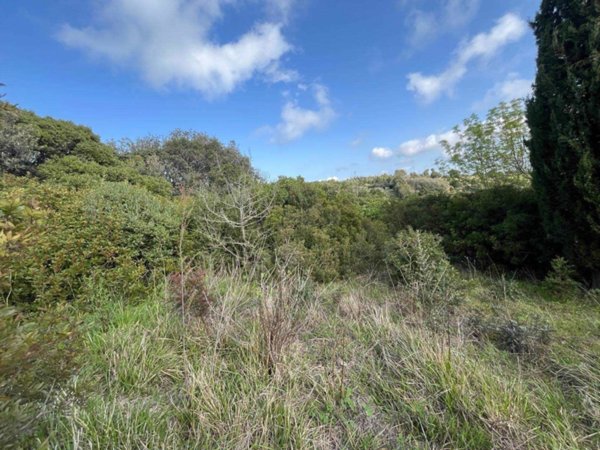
top-left (0, 0), bottom-right (540, 181)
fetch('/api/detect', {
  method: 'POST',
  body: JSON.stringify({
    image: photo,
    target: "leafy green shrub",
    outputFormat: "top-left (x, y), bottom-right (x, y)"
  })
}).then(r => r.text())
top-left (38, 155), bottom-right (172, 196)
top-left (388, 185), bottom-right (555, 273)
top-left (2, 182), bottom-right (180, 304)
top-left (384, 228), bottom-right (460, 305)
top-left (0, 102), bottom-right (104, 175)
top-left (119, 130), bottom-right (257, 191)
top-left (264, 177), bottom-right (389, 282)
top-left (0, 105), bottom-right (39, 176)
top-left (0, 303), bottom-right (82, 448)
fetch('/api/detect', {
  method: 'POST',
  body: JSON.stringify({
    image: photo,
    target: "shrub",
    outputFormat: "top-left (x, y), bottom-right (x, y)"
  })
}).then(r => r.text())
top-left (388, 185), bottom-right (554, 273)
top-left (3, 182), bottom-right (180, 304)
top-left (384, 228), bottom-right (460, 305)
top-left (38, 155), bottom-right (172, 196)
top-left (542, 257), bottom-right (583, 299)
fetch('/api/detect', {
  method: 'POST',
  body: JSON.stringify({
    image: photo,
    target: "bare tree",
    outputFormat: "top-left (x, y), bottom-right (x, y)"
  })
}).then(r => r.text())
top-left (196, 174), bottom-right (273, 274)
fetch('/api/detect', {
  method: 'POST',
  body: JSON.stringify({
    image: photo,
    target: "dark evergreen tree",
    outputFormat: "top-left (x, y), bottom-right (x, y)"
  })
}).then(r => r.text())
top-left (527, 0), bottom-right (600, 287)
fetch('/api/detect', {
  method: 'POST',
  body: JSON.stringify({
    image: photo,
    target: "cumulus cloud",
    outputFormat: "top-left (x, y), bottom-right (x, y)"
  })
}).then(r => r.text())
top-left (371, 147), bottom-right (394, 159)
top-left (407, 13), bottom-right (528, 103)
top-left (269, 84), bottom-right (336, 143)
top-left (57, 0), bottom-right (294, 97)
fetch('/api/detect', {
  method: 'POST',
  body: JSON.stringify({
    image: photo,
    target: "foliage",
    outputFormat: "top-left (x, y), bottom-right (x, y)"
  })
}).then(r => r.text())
top-left (527, 0), bottom-right (600, 286)
top-left (388, 185), bottom-right (553, 273)
top-left (542, 257), bottom-right (583, 299)
top-left (440, 99), bottom-right (531, 190)
top-left (2, 181), bottom-right (179, 304)
top-left (265, 177), bottom-right (389, 281)
top-left (0, 105), bottom-right (39, 175)
top-left (0, 103), bottom-right (104, 174)
top-left (0, 303), bottom-right (82, 448)
top-left (384, 228), bottom-right (459, 305)
top-left (38, 155), bottom-right (172, 196)
top-left (119, 130), bottom-right (256, 191)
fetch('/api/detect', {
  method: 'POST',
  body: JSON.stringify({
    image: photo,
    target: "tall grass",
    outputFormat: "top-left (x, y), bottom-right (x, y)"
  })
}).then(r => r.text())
top-left (2, 271), bottom-right (599, 448)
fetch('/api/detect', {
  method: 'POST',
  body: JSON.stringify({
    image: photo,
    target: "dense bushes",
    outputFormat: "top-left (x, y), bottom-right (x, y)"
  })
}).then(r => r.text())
top-left (387, 185), bottom-right (555, 273)
top-left (0, 102), bottom-right (103, 175)
top-left (38, 155), bottom-right (172, 195)
top-left (1, 181), bottom-right (180, 304)
top-left (119, 130), bottom-right (257, 191)
top-left (264, 177), bottom-right (389, 281)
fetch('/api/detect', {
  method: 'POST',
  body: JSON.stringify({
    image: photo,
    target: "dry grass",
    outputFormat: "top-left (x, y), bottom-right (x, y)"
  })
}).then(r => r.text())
top-left (1, 270), bottom-right (599, 449)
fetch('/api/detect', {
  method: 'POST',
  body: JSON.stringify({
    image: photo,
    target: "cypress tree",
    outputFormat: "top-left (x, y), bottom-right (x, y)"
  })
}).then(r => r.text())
top-left (527, 0), bottom-right (600, 287)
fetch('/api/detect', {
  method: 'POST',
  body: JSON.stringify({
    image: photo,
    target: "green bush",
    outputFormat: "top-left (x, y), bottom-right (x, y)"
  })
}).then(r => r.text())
top-left (264, 177), bottom-right (389, 281)
top-left (38, 155), bottom-right (172, 196)
top-left (388, 185), bottom-right (555, 273)
top-left (384, 228), bottom-right (460, 305)
top-left (542, 257), bottom-right (583, 299)
top-left (2, 181), bottom-right (180, 304)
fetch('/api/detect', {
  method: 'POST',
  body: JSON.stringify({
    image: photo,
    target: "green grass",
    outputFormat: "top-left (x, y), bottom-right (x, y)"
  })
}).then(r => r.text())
top-left (1, 272), bottom-right (599, 449)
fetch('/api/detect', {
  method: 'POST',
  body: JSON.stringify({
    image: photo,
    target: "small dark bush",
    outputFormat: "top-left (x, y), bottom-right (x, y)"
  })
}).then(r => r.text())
top-left (167, 269), bottom-right (213, 320)
top-left (467, 314), bottom-right (551, 354)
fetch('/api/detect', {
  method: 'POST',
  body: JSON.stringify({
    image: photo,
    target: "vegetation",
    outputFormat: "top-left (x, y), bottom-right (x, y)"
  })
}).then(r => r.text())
top-left (440, 99), bottom-right (531, 190)
top-left (527, 0), bottom-right (600, 287)
top-left (1, 1), bottom-right (600, 446)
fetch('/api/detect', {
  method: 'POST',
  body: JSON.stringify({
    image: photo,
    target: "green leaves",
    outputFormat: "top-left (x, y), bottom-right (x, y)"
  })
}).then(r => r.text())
top-left (527, 0), bottom-right (600, 283)
top-left (439, 99), bottom-right (531, 191)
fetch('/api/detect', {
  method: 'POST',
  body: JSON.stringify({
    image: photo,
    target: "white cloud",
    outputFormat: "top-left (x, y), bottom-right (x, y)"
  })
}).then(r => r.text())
top-left (270, 84), bottom-right (336, 143)
top-left (401, 0), bottom-right (480, 46)
top-left (58, 0), bottom-right (294, 97)
top-left (371, 147), bottom-right (394, 159)
top-left (407, 13), bottom-right (528, 103)
top-left (399, 130), bottom-right (459, 155)
top-left (493, 76), bottom-right (532, 101)
top-left (373, 129), bottom-right (459, 161)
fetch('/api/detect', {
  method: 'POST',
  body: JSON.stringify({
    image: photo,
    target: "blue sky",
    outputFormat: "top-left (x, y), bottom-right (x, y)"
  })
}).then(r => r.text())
top-left (1, 0), bottom-right (539, 181)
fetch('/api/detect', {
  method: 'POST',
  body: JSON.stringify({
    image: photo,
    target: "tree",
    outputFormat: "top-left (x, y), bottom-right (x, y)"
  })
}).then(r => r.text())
top-left (119, 130), bottom-right (257, 192)
top-left (526, 0), bottom-right (600, 287)
top-left (440, 99), bottom-right (531, 190)
top-left (195, 174), bottom-right (273, 273)
top-left (0, 104), bottom-right (39, 175)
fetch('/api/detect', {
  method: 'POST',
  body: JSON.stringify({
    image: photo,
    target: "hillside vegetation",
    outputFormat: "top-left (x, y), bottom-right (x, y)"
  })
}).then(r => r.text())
top-left (1, 97), bottom-right (599, 449)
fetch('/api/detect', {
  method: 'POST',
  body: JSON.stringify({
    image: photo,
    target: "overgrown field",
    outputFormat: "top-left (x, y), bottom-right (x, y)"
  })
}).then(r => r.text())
top-left (2, 269), bottom-right (598, 449)
top-left (1, 82), bottom-right (600, 448)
